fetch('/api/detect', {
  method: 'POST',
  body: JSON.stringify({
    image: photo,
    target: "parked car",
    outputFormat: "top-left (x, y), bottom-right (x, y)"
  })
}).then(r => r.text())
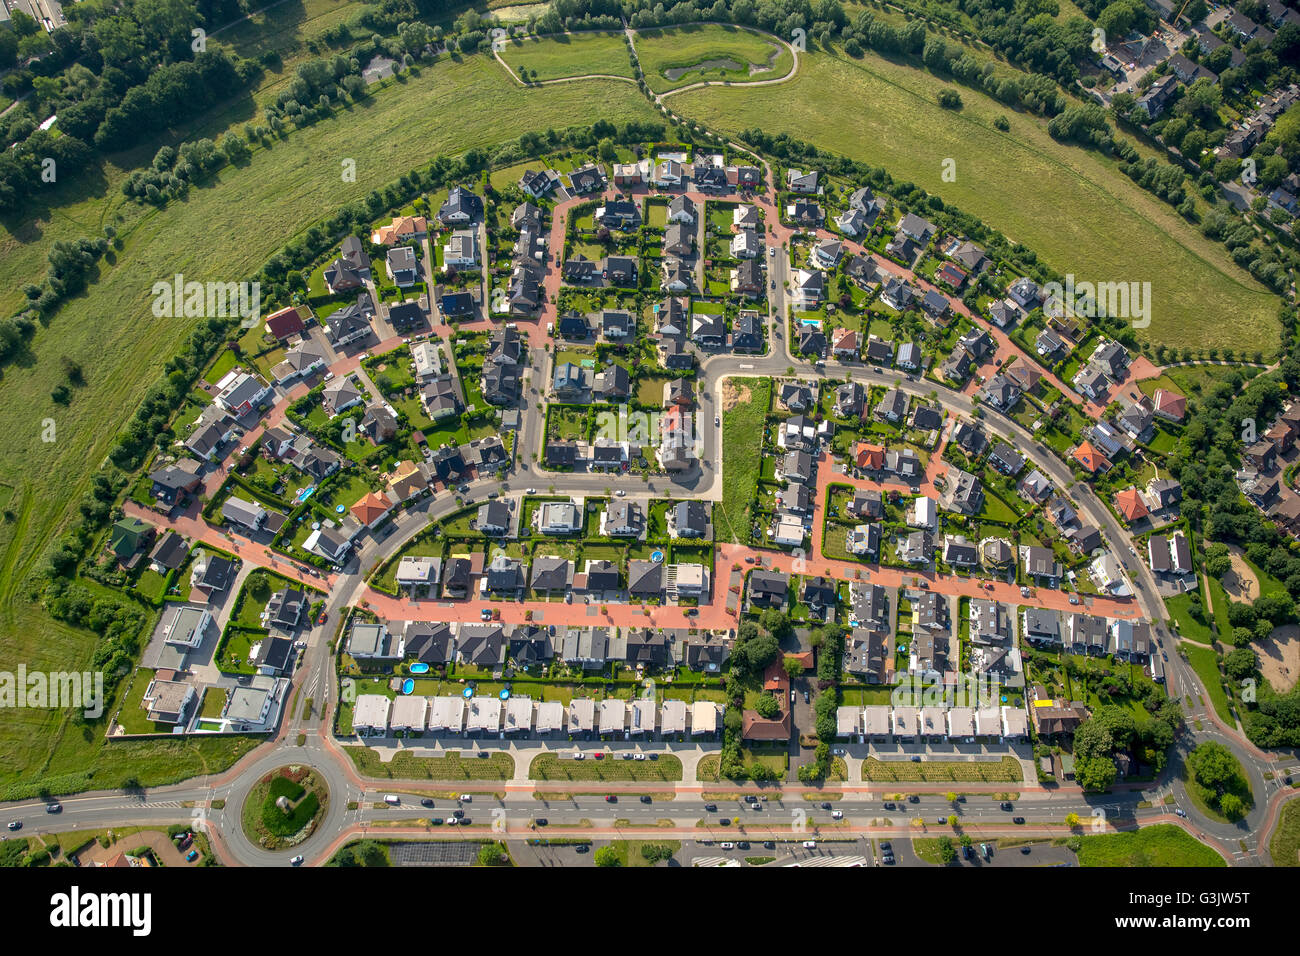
top-left (480, 608), bottom-right (492, 620)
top-left (962, 844), bottom-right (973, 860)
top-left (980, 843), bottom-right (992, 861)
top-left (1013, 817), bottom-right (1025, 825)
top-left (881, 854), bottom-right (895, 865)
top-left (802, 841), bottom-right (816, 849)
top-left (186, 850), bottom-right (199, 862)
top-left (576, 844), bottom-right (590, 854)
top-left (535, 818), bottom-right (548, 826)
top-left (428, 818), bottom-right (444, 825)
top-left (720, 842), bottom-right (736, 850)
top-left (633, 753), bottom-right (647, 761)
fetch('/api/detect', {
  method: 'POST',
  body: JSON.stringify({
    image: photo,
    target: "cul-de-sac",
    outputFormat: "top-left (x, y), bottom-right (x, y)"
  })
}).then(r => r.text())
top-left (2, 0), bottom-right (1300, 872)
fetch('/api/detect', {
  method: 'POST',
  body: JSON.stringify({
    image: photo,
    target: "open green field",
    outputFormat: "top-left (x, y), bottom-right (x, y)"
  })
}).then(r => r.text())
top-left (636, 24), bottom-right (792, 93)
top-left (717, 376), bottom-right (770, 543)
top-left (667, 48), bottom-right (1278, 352)
top-left (501, 31), bottom-right (635, 82)
top-left (0, 55), bottom-right (659, 797)
top-left (1073, 824), bottom-right (1227, 867)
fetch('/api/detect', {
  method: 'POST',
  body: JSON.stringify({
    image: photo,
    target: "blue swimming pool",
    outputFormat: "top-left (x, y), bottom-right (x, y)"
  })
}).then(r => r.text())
top-left (401, 678), bottom-right (415, 694)
top-left (650, 550), bottom-right (665, 562)
top-left (410, 663), bottom-right (429, 675)
top-left (800, 318), bottom-right (822, 329)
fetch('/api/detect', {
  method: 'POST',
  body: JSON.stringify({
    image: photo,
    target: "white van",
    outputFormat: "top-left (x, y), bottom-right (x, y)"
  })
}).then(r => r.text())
top-left (384, 794), bottom-right (400, 806)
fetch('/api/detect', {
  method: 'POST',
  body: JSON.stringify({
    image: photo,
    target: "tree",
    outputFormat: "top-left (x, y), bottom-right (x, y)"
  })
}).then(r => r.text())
top-left (593, 846), bottom-right (621, 867)
top-left (783, 656), bottom-right (803, 680)
top-left (1187, 741), bottom-right (1240, 793)
top-left (477, 843), bottom-right (508, 866)
top-left (755, 692), bottom-right (780, 719)
top-left (1065, 812), bottom-right (1080, 828)
top-left (937, 836), bottom-right (956, 863)
top-left (597, 137), bottom-right (617, 162)
top-left (1218, 792), bottom-right (1245, 820)
top-left (1075, 755), bottom-right (1118, 792)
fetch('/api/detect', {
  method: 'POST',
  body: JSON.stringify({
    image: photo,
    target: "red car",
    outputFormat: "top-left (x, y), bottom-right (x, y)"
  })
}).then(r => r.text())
top-left (605, 795), bottom-right (617, 803)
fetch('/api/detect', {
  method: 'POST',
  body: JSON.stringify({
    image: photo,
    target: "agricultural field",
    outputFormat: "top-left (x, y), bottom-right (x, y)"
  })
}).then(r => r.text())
top-left (0, 55), bottom-right (660, 797)
top-left (668, 49), bottom-right (1279, 352)
top-left (636, 24), bottom-right (793, 93)
top-left (500, 31), bottom-right (636, 82)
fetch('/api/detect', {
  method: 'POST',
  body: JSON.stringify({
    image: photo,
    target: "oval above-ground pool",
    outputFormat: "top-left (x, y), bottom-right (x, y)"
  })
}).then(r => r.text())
top-left (401, 678), bottom-right (415, 694)
top-left (409, 663), bottom-right (429, 675)
top-left (650, 549), bottom-right (665, 562)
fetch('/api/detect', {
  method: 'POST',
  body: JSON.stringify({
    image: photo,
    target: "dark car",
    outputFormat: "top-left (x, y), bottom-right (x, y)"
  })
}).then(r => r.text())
top-left (745, 795), bottom-right (758, 804)
top-left (1000, 801), bottom-right (1014, 811)
top-left (640, 795), bottom-right (652, 804)
top-left (535, 818), bottom-right (548, 826)
top-left (803, 690), bottom-right (810, 704)
top-left (420, 798), bottom-right (435, 808)
top-left (763, 841), bottom-right (775, 850)
top-left (718, 818), bottom-right (731, 826)
top-left (428, 817), bottom-right (444, 825)
top-left (737, 841), bottom-right (750, 850)
top-left (907, 795), bottom-right (919, 804)
top-left (704, 803), bottom-right (718, 812)
top-left (962, 845), bottom-right (973, 860)
top-left (883, 801), bottom-right (896, 811)
top-left (819, 801), bottom-right (832, 810)
top-left (880, 841), bottom-right (892, 852)
top-left (882, 854), bottom-right (895, 865)
top-left (45, 803), bottom-right (61, 814)
top-left (576, 844), bottom-right (590, 854)
top-left (458, 818), bottom-right (472, 826)
top-left (1013, 816), bottom-right (1025, 825)
top-left (452, 809), bottom-right (464, 819)
top-left (1021, 846), bottom-right (1032, 855)
top-left (936, 817), bottom-right (947, 825)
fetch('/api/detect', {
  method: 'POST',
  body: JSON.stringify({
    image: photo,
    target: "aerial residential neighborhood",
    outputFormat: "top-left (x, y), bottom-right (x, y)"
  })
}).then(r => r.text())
top-left (1, 1), bottom-right (1298, 904)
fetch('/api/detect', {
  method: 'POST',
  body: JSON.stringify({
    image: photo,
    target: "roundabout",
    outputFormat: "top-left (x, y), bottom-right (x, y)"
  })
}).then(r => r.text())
top-left (240, 765), bottom-right (331, 852)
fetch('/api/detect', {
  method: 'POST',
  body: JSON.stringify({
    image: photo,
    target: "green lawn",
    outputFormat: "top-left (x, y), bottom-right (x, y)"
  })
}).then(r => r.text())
top-left (637, 24), bottom-right (793, 93)
top-left (1270, 797), bottom-right (1300, 867)
top-left (529, 753), bottom-right (684, 781)
top-left (0, 55), bottom-right (660, 797)
top-left (1165, 591), bottom-right (1216, 644)
top-left (344, 748), bottom-right (515, 780)
top-left (668, 48), bottom-right (1278, 352)
top-left (1073, 824), bottom-right (1226, 867)
top-left (501, 31), bottom-right (635, 82)
top-left (1180, 642), bottom-right (1235, 725)
top-left (717, 377), bottom-right (770, 543)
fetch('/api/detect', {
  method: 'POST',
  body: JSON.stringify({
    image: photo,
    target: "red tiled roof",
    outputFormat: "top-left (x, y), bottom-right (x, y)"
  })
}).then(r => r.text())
top-left (1115, 486), bottom-right (1147, 521)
